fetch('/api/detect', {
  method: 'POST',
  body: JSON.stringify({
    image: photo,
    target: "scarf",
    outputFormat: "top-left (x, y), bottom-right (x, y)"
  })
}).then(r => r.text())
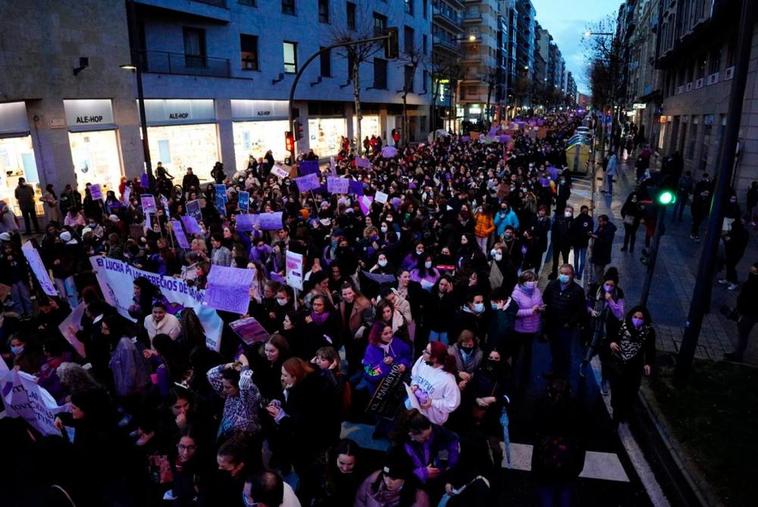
top-left (311, 310), bottom-right (330, 325)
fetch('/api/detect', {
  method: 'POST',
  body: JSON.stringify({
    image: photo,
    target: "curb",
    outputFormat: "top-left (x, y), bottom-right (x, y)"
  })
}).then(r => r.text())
top-left (635, 386), bottom-right (723, 507)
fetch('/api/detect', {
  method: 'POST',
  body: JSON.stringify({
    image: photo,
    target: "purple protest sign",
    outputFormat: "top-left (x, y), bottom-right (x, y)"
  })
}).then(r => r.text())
top-left (204, 265), bottom-right (254, 315)
top-left (348, 180), bottom-right (364, 196)
top-left (461, 135), bottom-right (471, 142)
top-left (235, 213), bottom-right (259, 232)
top-left (229, 317), bottom-right (270, 346)
top-left (356, 157), bottom-right (372, 168)
top-left (327, 176), bottom-right (349, 194)
top-left (186, 199), bottom-right (202, 220)
top-left (295, 173), bottom-right (321, 193)
top-left (89, 184), bottom-right (103, 201)
top-left (141, 194), bottom-right (157, 214)
top-left (257, 212), bottom-right (283, 230)
top-left (171, 221), bottom-right (190, 249)
top-left (299, 159), bottom-right (320, 175)
top-left (180, 215), bottom-right (202, 235)
top-left (358, 195), bottom-right (374, 215)
top-left (380, 146), bottom-right (397, 159)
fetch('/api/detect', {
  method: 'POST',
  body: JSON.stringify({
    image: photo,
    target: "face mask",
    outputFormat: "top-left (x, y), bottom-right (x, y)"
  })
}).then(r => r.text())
top-left (461, 239), bottom-right (468, 246)
top-left (416, 249), bottom-right (424, 256)
top-left (494, 253), bottom-right (503, 262)
top-left (378, 259), bottom-right (387, 267)
top-left (604, 284), bottom-right (614, 293)
top-left (504, 234), bottom-right (513, 241)
top-left (472, 302), bottom-right (485, 314)
top-left (460, 345), bottom-right (475, 353)
top-left (564, 211), bottom-right (572, 218)
top-left (381, 226), bottom-right (388, 233)
top-left (632, 317), bottom-right (644, 329)
top-left (424, 261), bottom-right (433, 269)
top-left (10, 345), bottom-right (23, 356)
top-left (525, 281), bottom-right (538, 290)
top-left (558, 274), bottom-right (570, 284)
top-left (276, 298), bottom-right (287, 306)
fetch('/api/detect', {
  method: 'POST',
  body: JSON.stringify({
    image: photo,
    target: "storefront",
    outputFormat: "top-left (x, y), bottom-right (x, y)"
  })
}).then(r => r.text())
top-left (308, 117), bottom-right (347, 157)
top-left (231, 99), bottom-right (289, 170)
top-left (352, 115), bottom-right (381, 142)
top-left (144, 99), bottom-right (219, 183)
top-left (64, 99), bottom-right (123, 195)
top-left (0, 102), bottom-right (42, 216)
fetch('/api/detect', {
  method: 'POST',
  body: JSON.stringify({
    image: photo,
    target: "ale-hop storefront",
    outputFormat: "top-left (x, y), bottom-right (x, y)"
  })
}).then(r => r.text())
top-left (308, 117), bottom-right (347, 157)
top-left (64, 99), bottom-right (124, 195)
top-left (231, 99), bottom-right (289, 170)
top-left (144, 99), bottom-right (219, 183)
top-left (352, 115), bottom-right (381, 142)
top-left (0, 102), bottom-right (42, 216)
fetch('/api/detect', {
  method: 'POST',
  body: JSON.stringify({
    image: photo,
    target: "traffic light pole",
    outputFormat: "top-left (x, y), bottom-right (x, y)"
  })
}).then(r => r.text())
top-left (639, 204), bottom-right (666, 309)
top-left (675, 0), bottom-right (755, 384)
top-left (287, 33), bottom-right (392, 163)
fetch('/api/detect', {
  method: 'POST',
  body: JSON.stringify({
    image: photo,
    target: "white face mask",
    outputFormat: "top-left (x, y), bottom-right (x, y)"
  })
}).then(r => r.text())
top-left (381, 226), bottom-right (388, 233)
top-left (276, 298), bottom-right (287, 306)
top-left (416, 249), bottom-right (424, 256)
top-left (564, 211), bottom-right (572, 218)
top-left (494, 253), bottom-right (503, 262)
top-left (424, 261), bottom-right (433, 269)
top-left (378, 259), bottom-right (388, 267)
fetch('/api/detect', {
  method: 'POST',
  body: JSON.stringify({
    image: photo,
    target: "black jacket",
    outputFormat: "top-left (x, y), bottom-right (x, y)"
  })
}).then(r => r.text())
top-left (543, 279), bottom-right (587, 332)
top-left (570, 213), bottom-right (594, 248)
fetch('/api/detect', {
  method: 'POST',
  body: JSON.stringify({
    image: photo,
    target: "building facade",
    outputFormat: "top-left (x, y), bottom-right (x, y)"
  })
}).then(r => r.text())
top-left (432, 0), bottom-right (465, 130)
top-left (0, 0), bottom-right (433, 216)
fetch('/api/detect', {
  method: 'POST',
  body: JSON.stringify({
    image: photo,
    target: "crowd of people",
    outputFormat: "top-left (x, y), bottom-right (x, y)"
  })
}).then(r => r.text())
top-left (0, 111), bottom-right (669, 507)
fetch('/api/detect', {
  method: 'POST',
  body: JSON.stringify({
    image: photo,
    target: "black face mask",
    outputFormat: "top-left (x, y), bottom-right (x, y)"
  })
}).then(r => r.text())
top-left (460, 345), bottom-right (475, 354)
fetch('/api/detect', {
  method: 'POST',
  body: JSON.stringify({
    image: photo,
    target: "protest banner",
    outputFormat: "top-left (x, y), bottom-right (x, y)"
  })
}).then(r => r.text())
top-left (89, 184), bottom-right (103, 201)
top-left (186, 199), bottom-right (202, 220)
top-left (204, 265), bottom-right (254, 315)
top-left (356, 157), bottom-right (372, 168)
top-left (348, 180), bottom-right (364, 196)
top-left (229, 317), bottom-right (270, 346)
top-left (366, 364), bottom-right (405, 416)
top-left (89, 256), bottom-right (223, 348)
top-left (181, 215), bottom-right (203, 236)
top-left (374, 191), bottom-right (389, 204)
top-left (271, 164), bottom-right (290, 179)
top-left (235, 213), bottom-right (258, 232)
top-left (295, 173), bottom-right (320, 193)
top-left (299, 159), bottom-right (320, 176)
top-left (171, 221), bottom-right (190, 249)
top-left (358, 195), bottom-right (374, 215)
top-left (58, 302), bottom-right (87, 358)
top-left (1, 370), bottom-right (67, 436)
top-left (238, 191), bottom-right (250, 212)
top-left (21, 242), bottom-right (57, 296)
top-left (257, 212), bottom-right (283, 230)
top-left (269, 272), bottom-right (286, 284)
top-left (327, 176), bottom-right (349, 195)
top-left (141, 194), bottom-right (157, 214)
top-left (285, 250), bottom-right (304, 291)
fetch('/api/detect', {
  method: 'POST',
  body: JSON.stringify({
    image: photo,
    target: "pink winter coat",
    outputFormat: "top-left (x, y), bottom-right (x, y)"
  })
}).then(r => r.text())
top-left (512, 284), bottom-right (544, 334)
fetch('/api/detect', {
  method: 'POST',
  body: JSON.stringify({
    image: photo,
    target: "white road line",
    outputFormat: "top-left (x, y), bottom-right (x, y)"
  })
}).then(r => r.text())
top-left (500, 442), bottom-right (630, 482)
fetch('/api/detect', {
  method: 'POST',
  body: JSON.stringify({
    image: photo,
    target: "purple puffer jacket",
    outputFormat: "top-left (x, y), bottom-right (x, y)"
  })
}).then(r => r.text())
top-left (512, 284), bottom-right (544, 334)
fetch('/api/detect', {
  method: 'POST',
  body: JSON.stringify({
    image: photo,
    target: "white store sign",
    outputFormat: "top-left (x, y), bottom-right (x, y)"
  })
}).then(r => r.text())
top-left (0, 102), bottom-right (30, 136)
top-left (63, 99), bottom-right (115, 130)
top-left (231, 99), bottom-right (289, 121)
top-left (144, 99), bottom-right (216, 126)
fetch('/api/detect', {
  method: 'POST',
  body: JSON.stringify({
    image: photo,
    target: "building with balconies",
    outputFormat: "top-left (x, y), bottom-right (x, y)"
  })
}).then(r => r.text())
top-left (432, 0), bottom-right (465, 130)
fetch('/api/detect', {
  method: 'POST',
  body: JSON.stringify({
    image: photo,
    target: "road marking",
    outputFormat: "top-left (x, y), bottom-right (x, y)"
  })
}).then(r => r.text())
top-left (500, 442), bottom-right (630, 482)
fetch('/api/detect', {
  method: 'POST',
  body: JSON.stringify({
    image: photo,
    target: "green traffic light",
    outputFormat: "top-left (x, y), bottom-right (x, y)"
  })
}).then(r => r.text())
top-left (658, 190), bottom-right (676, 205)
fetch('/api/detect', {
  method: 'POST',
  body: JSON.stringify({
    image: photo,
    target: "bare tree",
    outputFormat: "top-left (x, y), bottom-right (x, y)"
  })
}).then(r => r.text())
top-left (327, 5), bottom-right (384, 156)
top-left (398, 42), bottom-right (428, 146)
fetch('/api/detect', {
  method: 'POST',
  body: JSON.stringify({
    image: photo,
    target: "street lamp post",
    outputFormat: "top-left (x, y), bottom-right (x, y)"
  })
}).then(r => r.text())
top-left (124, 0), bottom-right (153, 181)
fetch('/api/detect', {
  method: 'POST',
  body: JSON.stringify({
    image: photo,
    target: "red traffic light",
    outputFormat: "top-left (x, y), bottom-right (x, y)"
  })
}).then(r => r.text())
top-left (285, 131), bottom-right (294, 152)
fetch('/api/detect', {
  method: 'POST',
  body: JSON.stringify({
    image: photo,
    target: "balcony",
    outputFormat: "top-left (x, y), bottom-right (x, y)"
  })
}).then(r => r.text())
top-left (192, 0), bottom-right (225, 6)
top-left (463, 11), bottom-right (482, 22)
top-left (433, 7), bottom-right (463, 32)
top-left (135, 0), bottom-right (230, 23)
top-left (433, 35), bottom-right (462, 55)
top-left (140, 50), bottom-right (231, 78)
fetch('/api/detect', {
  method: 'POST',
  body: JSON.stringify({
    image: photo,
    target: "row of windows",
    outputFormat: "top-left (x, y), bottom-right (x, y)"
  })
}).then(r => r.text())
top-left (236, 0), bottom-right (427, 20)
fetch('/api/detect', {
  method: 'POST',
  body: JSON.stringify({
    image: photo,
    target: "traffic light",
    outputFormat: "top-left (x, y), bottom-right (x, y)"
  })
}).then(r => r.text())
top-left (293, 120), bottom-right (304, 140)
top-left (285, 131), bottom-right (294, 153)
top-left (657, 189), bottom-right (676, 205)
top-left (385, 27), bottom-right (399, 59)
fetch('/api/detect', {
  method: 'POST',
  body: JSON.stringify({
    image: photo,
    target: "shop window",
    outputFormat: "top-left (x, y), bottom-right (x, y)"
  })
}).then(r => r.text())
top-left (346, 2), bottom-right (356, 30)
top-left (318, 0), bottom-right (329, 23)
top-left (240, 34), bottom-right (259, 71)
top-left (320, 47), bottom-right (331, 77)
top-left (283, 41), bottom-right (298, 73)
top-left (0, 137), bottom-right (42, 216)
top-left (373, 58), bottom-right (387, 89)
top-left (282, 0), bottom-right (295, 15)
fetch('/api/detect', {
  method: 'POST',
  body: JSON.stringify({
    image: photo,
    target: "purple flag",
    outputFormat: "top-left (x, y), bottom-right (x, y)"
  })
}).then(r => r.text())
top-left (235, 213), bottom-right (259, 232)
top-left (348, 180), bottom-right (364, 196)
top-left (358, 195), bottom-right (374, 215)
top-left (299, 159), bottom-right (320, 175)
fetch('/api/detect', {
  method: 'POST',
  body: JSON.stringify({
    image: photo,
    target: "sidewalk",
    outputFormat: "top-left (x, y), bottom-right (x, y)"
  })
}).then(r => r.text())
top-left (573, 162), bottom-right (758, 365)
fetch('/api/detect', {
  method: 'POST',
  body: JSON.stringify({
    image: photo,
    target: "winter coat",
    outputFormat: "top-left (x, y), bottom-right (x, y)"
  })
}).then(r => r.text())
top-left (591, 222), bottom-right (617, 266)
top-left (474, 212), bottom-right (495, 239)
top-left (494, 209), bottom-right (520, 236)
top-left (362, 337), bottom-right (412, 389)
top-left (109, 336), bottom-right (150, 398)
top-left (512, 284), bottom-right (544, 334)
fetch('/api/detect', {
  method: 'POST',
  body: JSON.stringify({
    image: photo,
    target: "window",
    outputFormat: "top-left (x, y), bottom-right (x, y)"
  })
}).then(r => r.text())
top-left (239, 0), bottom-right (255, 5)
top-left (687, 121), bottom-right (698, 160)
top-left (183, 27), bottom-right (206, 68)
top-left (708, 47), bottom-right (721, 74)
top-left (346, 1), bottom-right (356, 30)
top-left (320, 47), bottom-right (331, 77)
top-left (240, 34), bottom-right (259, 70)
top-left (404, 26), bottom-right (414, 54)
top-left (422, 70), bottom-right (428, 92)
top-left (422, 34), bottom-right (428, 55)
top-left (318, 0), bottom-right (329, 23)
top-left (405, 0), bottom-right (413, 15)
top-left (283, 41), bottom-right (297, 73)
top-left (373, 58), bottom-right (387, 89)
top-left (373, 12), bottom-right (387, 36)
top-left (422, 0), bottom-right (427, 18)
top-left (404, 65), bottom-right (415, 92)
top-left (282, 0), bottom-right (295, 15)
